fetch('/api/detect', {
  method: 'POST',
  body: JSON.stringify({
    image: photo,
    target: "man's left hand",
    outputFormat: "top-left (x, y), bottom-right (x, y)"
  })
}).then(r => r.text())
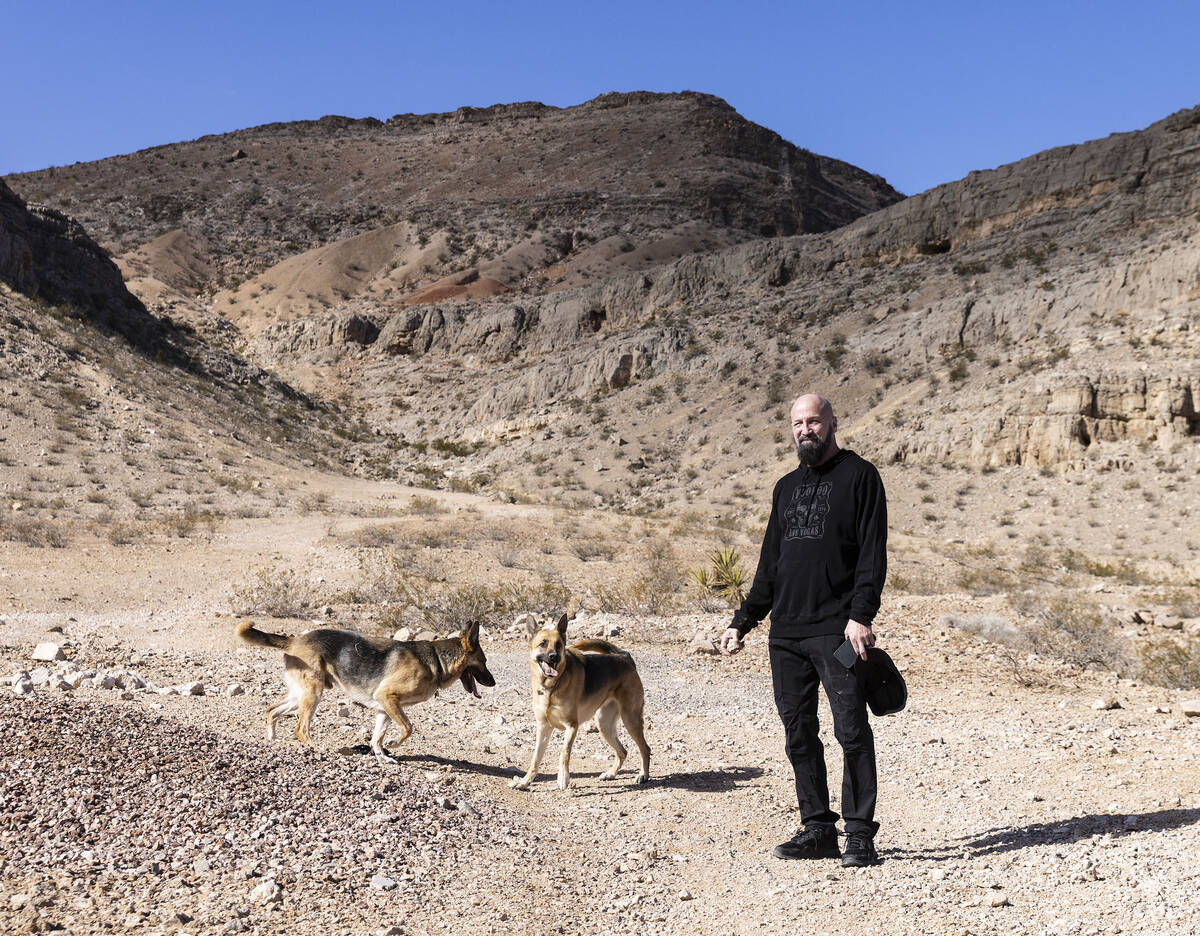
top-left (845, 619), bottom-right (875, 660)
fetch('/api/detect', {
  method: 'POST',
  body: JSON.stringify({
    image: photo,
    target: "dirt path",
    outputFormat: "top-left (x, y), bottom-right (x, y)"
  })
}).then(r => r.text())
top-left (2, 469), bottom-right (1199, 935)
top-left (4, 599), bottom-right (1200, 936)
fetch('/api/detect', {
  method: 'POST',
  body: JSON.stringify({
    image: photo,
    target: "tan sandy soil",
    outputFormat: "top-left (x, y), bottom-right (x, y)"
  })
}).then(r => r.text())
top-left (2, 472), bottom-right (1199, 936)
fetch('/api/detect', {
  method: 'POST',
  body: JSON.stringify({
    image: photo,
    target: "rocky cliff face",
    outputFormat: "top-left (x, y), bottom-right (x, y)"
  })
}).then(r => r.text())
top-left (7, 100), bottom-right (1198, 507)
top-left (241, 106), bottom-right (1200, 479)
top-left (0, 178), bottom-right (149, 334)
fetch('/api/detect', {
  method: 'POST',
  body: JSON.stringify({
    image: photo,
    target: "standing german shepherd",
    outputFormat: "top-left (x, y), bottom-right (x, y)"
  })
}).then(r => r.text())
top-left (509, 613), bottom-right (649, 790)
top-left (236, 620), bottom-right (495, 762)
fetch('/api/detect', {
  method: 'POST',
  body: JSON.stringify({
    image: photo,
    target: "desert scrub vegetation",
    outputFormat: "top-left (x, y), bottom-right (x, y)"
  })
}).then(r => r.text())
top-left (0, 514), bottom-right (68, 548)
top-left (687, 546), bottom-right (749, 611)
top-left (1136, 634), bottom-right (1200, 690)
top-left (366, 567), bottom-right (572, 635)
top-left (408, 495), bottom-right (447, 515)
top-left (568, 533), bottom-right (619, 562)
top-left (947, 598), bottom-right (1200, 690)
top-left (940, 595), bottom-right (1129, 685)
top-left (591, 539), bottom-right (683, 616)
top-left (230, 566), bottom-right (318, 618)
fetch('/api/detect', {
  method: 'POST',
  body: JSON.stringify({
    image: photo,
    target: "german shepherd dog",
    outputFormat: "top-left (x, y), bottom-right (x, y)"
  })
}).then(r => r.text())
top-left (236, 620), bottom-right (495, 762)
top-left (509, 613), bottom-right (649, 790)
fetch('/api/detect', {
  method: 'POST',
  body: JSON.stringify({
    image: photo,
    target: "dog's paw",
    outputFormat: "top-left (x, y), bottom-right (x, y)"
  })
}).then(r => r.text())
top-left (635, 773), bottom-right (649, 785)
top-left (599, 769), bottom-right (618, 781)
top-left (508, 776), bottom-right (531, 790)
top-left (556, 772), bottom-right (571, 791)
top-left (373, 752), bottom-right (398, 765)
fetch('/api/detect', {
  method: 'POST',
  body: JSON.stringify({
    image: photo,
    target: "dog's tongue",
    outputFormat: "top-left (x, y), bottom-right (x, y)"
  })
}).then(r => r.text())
top-left (539, 661), bottom-right (559, 679)
top-left (467, 673), bottom-right (480, 698)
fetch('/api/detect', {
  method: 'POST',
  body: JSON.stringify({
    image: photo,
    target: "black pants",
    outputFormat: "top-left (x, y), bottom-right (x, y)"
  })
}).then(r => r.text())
top-left (769, 634), bottom-right (879, 838)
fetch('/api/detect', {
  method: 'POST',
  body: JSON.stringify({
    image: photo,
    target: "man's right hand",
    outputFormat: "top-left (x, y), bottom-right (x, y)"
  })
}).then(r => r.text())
top-left (719, 628), bottom-right (744, 655)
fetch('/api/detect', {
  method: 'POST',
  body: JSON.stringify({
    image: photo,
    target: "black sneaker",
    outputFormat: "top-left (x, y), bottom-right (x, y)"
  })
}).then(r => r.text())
top-left (841, 833), bottom-right (880, 867)
top-left (772, 825), bottom-right (840, 860)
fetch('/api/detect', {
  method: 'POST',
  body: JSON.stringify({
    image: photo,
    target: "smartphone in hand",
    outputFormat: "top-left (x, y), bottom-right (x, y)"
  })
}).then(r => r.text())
top-left (834, 638), bottom-right (860, 669)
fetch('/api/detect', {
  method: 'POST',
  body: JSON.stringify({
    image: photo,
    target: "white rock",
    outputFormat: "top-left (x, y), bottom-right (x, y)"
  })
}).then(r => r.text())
top-left (97, 675), bottom-right (118, 690)
top-left (603, 623), bottom-right (622, 638)
top-left (12, 681), bottom-right (34, 697)
top-left (9, 670), bottom-right (30, 686)
top-left (66, 672), bottom-right (89, 689)
top-left (31, 642), bottom-right (65, 662)
top-left (393, 628), bottom-right (413, 641)
top-left (1180, 699), bottom-right (1200, 717)
top-left (248, 879), bottom-right (281, 903)
top-left (225, 684), bottom-right (245, 697)
top-left (178, 681), bottom-right (205, 696)
top-left (690, 632), bottom-right (717, 655)
top-left (53, 678), bottom-right (74, 691)
top-left (29, 668), bottom-right (52, 686)
top-left (370, 875), bottom-right (397, 891)
top-left (1091, 697), bottom-right (1120, 711)
top-left (988, 891), bottom-right (1011, 907)
top-left (512, 612), bottom-right (537, 632)
top-left (678, 889), bottom-right (694, 901)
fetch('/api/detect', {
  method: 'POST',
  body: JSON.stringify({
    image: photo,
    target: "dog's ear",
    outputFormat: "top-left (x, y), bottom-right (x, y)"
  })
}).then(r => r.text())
top-left (460, 620), bottom-right (481, 647)
top-left (525, 616), bottom-right (541, 639)
top-left (555, 612), bottom-right (569, 638)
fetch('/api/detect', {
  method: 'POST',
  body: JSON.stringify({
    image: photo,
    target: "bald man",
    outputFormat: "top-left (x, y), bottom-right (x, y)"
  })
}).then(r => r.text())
top-left (720, 394), bottom-right (887, 867)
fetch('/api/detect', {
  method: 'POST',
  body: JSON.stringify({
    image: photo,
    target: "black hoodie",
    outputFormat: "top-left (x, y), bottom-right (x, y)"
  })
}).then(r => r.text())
top-left (733, 449), bottom-right (887, 639)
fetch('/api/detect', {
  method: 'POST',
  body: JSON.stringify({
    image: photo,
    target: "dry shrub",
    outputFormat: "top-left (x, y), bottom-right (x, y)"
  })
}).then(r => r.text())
top-left (568, 533), bottom-right (618, 562)
top-left (1136, 635), bottom-right (1200, 690)
top-left (372, 577), bottom-right (571, 633)
top-left (408, 495), bottom-right (447, 515)
top-left (230, 566), bottom-right (316, 618)
top-left (943, 595), bottom-right (1130, 681)
top-left (344, 524), bottom-right (407, 549)
top-left (593, 539), bottom-right (682, 616)
top-left (106, 520), bottom-right (144, 546)
top-left (1009, 593), bottom-right (1129, 671)
top-left (956, 565), bottom-right (1019, 596)
top-left (0, 515), bottom-right (68, 548)
top-left (161, 505), bottom-right (221, 538)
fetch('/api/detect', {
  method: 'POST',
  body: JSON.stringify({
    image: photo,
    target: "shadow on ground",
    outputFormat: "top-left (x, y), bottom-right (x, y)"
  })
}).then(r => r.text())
top-left (655, 765), bottom-right (765, 792)
top-left (888, 807), bottom-right (1200, 860)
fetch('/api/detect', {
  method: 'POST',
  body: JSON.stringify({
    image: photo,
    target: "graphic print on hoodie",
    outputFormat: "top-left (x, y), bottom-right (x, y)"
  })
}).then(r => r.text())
top-left (783, 482), bottom-right (832, 540)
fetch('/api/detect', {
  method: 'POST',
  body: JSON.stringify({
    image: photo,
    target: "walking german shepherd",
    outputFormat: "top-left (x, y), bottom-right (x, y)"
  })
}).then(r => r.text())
top-left (236, 620), bottom-right (495, 762)
top-left (509, 613), bottom-right (649, 790)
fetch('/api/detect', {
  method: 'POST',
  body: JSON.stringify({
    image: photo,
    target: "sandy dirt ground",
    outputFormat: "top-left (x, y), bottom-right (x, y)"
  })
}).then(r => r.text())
top-left (2, 474), bottom-right (1199, 936)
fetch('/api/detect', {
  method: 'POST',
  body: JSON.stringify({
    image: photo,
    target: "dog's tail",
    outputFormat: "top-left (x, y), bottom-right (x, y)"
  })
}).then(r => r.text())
top-left (571, 638), bottom-right (635, 664)
top-left (235, 619), bottom-right (290, 650)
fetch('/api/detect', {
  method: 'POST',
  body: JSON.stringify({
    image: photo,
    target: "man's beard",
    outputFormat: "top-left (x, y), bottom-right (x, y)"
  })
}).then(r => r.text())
top-left (796, 435), bottom-right (830, 466)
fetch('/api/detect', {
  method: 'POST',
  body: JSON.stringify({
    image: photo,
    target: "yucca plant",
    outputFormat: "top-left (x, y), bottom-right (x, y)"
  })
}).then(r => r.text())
top-left (688, 546), bottom-right (748, 606)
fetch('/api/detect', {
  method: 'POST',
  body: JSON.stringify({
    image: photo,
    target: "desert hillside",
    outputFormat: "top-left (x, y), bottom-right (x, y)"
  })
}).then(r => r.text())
top-left (1, 93), bottom-right (1198, 936)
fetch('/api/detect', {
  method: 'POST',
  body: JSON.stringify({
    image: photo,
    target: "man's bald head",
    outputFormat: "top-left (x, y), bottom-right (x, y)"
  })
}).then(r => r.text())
top-left (790, 394), bottom-right (835, 423)
top-left (790, 394), bottom-right (839, 466)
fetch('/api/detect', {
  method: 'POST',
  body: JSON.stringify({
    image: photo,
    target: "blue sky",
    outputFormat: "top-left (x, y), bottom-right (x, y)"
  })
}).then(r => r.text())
top-left (4, 0), bottom-right (1198, 195)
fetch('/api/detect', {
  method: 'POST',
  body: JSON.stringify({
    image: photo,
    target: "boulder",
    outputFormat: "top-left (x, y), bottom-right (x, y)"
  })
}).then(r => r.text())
top-left (31, 642), bottom-right (65, 662)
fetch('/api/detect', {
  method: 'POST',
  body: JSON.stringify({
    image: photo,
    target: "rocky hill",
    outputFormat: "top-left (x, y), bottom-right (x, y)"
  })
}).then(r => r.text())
top-left (0, 179), bottom-right (369, 549)
top-left (9, 92), bottom-right (900, 330)
top-left (4, 95), bottom-right (1198, 522)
